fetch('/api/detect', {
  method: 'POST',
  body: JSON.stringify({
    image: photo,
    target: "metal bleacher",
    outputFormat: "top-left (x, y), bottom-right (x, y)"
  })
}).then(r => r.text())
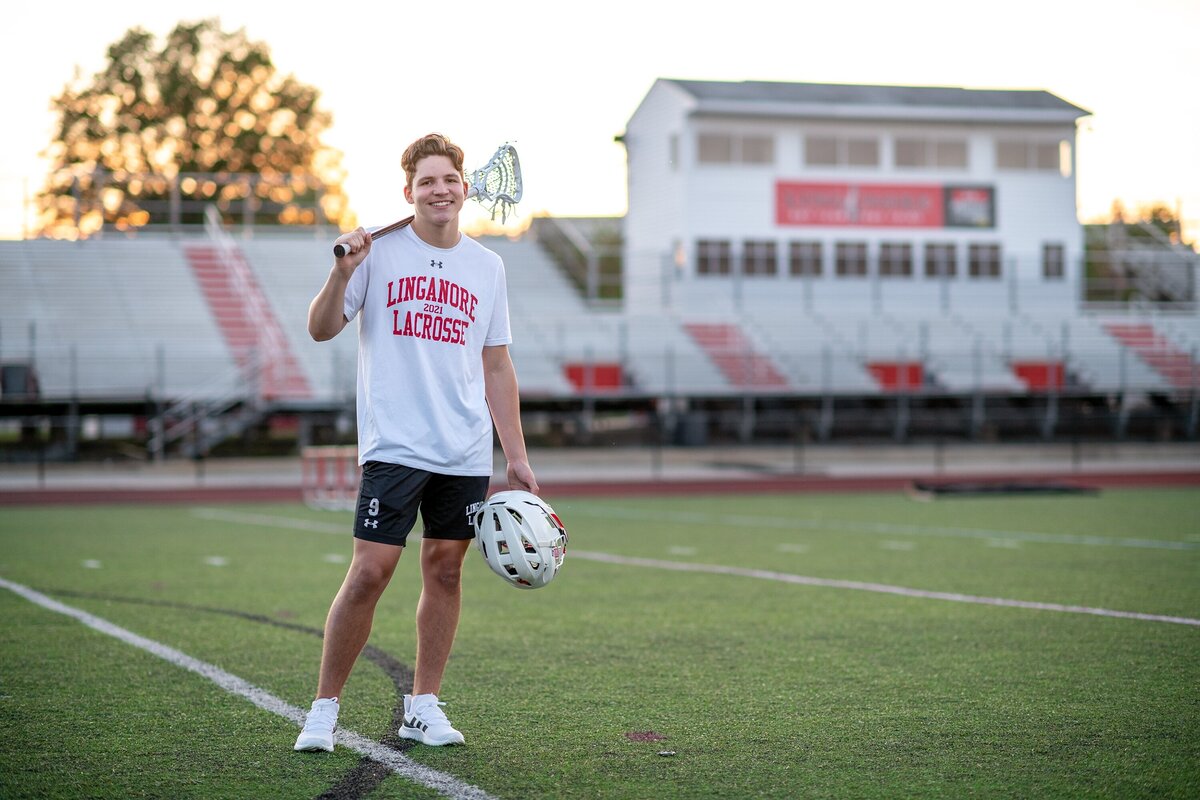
top-left (475, 235), bottom-right (581, 397)
top-left (0, 237), bottom-right (236, 399)
top-left (1065, 314), bottom-right (1188, 392)
top-left (237, 233), bottom-right (358, 403)
top-left (744, 307), bottom-right (875, 394)
top-left (3, 231), bottom-right (1198, 409)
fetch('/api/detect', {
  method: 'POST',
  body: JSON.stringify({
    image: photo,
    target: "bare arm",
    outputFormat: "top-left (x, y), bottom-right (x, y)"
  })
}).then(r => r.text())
top-left (483, 344), bottom-right (539, 494)
top-left (308, 227), bottom-right (371, 341)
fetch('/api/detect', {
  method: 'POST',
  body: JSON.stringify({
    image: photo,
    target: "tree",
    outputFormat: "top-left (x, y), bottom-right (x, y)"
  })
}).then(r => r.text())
top-left (38, 18), bottom-right (351, 238)
top-left (1106, 200), bottom-right (1187, 245)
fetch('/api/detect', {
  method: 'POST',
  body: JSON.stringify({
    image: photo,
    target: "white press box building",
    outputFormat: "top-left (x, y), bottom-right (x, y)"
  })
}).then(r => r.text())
top-left (620, 78), bottom-right (1090, 318)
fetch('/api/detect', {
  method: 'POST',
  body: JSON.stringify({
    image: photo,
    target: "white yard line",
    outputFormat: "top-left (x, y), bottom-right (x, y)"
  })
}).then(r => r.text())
top-left (565, 506), bottom-right (1200, 551)
top-left (570, 551), bottom-right (1200, 627)
top-left (192, 507), bottom-right (347, 534)
top-left (0, 577), bottom-right (498, 800)
top-left (192, 505), bottom-right (1197, 552)
top-left (189, 507), bottom-right (1199, 627)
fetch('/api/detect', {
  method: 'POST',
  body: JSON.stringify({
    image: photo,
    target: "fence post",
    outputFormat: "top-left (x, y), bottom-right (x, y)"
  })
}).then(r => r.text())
top-left (1188, 347), bottom-right (1198, 439)
top-left (152, 344), bottom-right (166, 461)
top-left (1007, 258), bottom-right (1016, 314)
top-left (793, 419), bottom-right (807, 473)
top-left (581, 345), bottom-right (595, 441)
top-left (169, 176), bottom-right (181, 231)
top-left (66, 346), bottom-right (79, 458)
top-left (733, 250), bottom-right (743, 311)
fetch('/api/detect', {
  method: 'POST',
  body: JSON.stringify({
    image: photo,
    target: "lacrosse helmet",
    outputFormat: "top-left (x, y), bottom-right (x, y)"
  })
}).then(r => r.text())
top-left (473, 491), bottom-right (567, 589)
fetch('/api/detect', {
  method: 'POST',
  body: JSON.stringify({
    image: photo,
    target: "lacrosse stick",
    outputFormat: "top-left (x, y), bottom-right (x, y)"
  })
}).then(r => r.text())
top-left (333, 143), bottom-right (522, 257)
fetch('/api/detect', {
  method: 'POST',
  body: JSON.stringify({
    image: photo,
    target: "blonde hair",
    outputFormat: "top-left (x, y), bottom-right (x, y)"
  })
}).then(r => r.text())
top-left (401, 133), bottom-right (465, 188)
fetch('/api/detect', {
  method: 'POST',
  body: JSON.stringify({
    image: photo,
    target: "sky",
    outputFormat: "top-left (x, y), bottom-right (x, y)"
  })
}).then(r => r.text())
top-left (1, 0), bottom-right (1198, 243)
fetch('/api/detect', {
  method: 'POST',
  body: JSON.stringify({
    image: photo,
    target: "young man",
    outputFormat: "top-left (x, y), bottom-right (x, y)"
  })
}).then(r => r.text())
top-left (295, 133), bottom-right (538, 752)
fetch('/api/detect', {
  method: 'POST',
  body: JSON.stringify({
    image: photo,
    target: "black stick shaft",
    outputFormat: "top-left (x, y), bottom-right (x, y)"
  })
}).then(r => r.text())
top-left (333, 215), bottom-right (415, 258)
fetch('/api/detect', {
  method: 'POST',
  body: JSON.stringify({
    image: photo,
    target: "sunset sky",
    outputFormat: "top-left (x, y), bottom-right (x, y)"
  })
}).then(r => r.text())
top-left (1, 0), bottom-right (1197, 242)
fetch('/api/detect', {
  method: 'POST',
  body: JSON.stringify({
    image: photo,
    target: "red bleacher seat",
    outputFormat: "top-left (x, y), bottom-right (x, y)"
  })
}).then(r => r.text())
top-left (1011, 361), bottom-right (1065, 391)
top-left (563, 362), bottom-right (624, 392)
top-left (866, 361), bottom-right (923, 391)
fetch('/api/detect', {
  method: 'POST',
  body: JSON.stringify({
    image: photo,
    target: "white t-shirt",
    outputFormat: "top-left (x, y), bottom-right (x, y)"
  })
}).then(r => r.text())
top-left (343, 225), bottom-right (511, 474)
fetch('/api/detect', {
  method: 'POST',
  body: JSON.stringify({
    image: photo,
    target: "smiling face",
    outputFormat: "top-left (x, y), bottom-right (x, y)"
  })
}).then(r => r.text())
top-left (403, 154), bottom-right (466, 228)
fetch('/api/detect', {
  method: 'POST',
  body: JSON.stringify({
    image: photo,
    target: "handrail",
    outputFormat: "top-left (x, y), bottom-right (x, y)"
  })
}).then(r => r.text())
top-left (204, 205), bottom-right (291, 398)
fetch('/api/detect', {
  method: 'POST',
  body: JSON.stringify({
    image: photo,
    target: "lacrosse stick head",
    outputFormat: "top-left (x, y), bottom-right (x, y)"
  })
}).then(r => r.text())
top-left (467, 144), bottom-right (522, 222)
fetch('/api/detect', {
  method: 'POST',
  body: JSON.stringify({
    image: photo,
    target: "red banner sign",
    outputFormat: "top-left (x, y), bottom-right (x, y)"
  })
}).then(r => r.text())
top-left (775, 182), bottom-right (994, 228)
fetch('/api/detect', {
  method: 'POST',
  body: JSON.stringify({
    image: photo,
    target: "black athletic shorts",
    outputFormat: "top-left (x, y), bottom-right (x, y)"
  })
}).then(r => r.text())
top-left (353, 461), bottom-right (490, 548)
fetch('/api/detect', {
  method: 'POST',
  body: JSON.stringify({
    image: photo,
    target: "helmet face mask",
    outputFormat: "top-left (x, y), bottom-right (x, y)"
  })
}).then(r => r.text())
top-left (474, 491), bottom-right (567, 589)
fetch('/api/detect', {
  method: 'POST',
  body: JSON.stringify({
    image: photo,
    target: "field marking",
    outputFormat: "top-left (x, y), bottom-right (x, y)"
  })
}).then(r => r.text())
top-left (0, 577), bottom-right (499, 800)
top-left (566, 506), bottom-right (1200, 551)
top-left (190, 505), bottom-right (1197, 553)
top-left (184, 508), bottom-right (1198, 626)
top-left (192, 507), bottom-right (348, 534)
top-left (570, 551), bottom-right (1200, 627)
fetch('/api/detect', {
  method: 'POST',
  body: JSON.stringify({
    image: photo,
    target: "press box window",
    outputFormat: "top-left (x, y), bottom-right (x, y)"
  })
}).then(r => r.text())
top-left (924, 243), bottom-right (957, 277)
top-left (935, 140), bottom-right (968, 168)
top-left (996, 141), bottom-right (1027, 169)
top-left (895, 138), bottom-right (968, 169)
top-left (1035, 142), bottom-right (1059, 170)
top-left (894, 138), bottom-right (923, 168)
top-left (697, 133), bottom-right (775, 165)
top-left (789, 241), bottom-right (823, 276)
top-left (805, 136), bottom-right (838, 166)
top-left (968, 243), bottom-right (1002, 278)
top-left (805, 135), bottom-right (879, 167)
top-left (696, 240), bottom-right (732, 275)
top-left (879, 243), bottom-right (913, 278)
top-left (997, 139), bottom-right (1065, 172)
top-left (743, 136), bottom-right (774, 164)
top-left (1043, 243), bottom-right (1065, 280)
top-left (836, 242), bottom-right (869, 277)
top-left (847, 138), bottom-right (879, 167)
top-left (742, 240), bottom-right (778, 276)
top-left (697, 134), bottom-right (734, 164)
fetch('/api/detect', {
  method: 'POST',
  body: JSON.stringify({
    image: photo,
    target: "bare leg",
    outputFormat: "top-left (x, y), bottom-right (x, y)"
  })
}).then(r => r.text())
top-left (315, 538), bottom-right (404, 699)
top-left (412, 538), bottom-right (472, 696)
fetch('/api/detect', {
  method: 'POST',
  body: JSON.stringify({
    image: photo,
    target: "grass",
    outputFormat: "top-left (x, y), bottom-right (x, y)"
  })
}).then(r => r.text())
top-left (1, 488), bottom-right (1198, 798)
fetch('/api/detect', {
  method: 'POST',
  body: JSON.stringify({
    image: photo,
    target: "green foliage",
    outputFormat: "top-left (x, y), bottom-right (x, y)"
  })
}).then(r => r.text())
top-left (38, 19), bottom-right (349, 238)
top-left (1108, 200), bottom-right (1185, 242)
top-left (1083, 201), bottom-right (1195, 302)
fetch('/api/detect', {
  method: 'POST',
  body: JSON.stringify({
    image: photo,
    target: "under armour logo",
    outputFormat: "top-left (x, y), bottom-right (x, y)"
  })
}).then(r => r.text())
top-left (363, 519), bottom-right (379, 529)
top-left (430, 259), bottom-right (443, 269)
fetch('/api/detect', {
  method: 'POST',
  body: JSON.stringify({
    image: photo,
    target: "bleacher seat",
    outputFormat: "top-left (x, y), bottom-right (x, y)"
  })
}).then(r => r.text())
top-left (1, 238), bottom-right (235, 399)
top-left (3, 232), bottom-right (1198, 404)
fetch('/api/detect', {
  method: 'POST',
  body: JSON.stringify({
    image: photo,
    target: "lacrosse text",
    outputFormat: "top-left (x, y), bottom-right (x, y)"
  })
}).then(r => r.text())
top-left (392, 309), bottom-right (470, 346)
top-left (386, 276), bottom-right (478, 322)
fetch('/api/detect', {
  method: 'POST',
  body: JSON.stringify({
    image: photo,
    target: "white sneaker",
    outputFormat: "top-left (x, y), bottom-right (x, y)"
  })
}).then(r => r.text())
top-left (399, 693), bottom-right (465, 746)
top-left (294, 697), bottom-right (339, 752)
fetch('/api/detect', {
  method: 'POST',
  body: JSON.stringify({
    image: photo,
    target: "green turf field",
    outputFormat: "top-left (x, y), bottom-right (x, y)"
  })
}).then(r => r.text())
top-left (1, 488), bottom-right (1198, 799)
